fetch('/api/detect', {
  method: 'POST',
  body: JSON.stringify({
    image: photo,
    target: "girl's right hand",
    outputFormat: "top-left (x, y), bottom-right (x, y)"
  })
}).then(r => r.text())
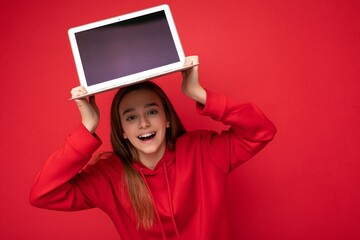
top-left (71, 86), bottom-right (100, 134)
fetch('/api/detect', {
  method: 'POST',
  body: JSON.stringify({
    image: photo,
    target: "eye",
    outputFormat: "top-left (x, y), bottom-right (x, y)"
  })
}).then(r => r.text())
top-left (125, 115), bottom-right (137, 121)
top-left (147, 109), bottom-right (158, 115)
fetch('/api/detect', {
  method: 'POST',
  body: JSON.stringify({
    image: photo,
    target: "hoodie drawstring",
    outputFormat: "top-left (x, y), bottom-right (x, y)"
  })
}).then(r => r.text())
top-left (163, 161), bottom-right (180, 239)
top-left (139, 169), bottom-right (167, 240)
top-left (138, 162), bottom-right (181, 240)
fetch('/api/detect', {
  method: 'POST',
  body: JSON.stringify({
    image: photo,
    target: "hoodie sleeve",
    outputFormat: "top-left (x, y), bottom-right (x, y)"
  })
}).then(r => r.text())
top-left (29, 124), bottom-right (102, 211)
top-left (196, 89), bottom-right (277, 173)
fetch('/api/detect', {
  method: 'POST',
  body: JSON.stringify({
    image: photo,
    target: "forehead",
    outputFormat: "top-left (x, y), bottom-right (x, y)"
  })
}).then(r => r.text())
top-left (119, 89), bottom-right (163, 111)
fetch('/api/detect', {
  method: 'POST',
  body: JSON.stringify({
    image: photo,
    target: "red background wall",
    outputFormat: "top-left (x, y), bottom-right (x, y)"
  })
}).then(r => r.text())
top-left (1, 0), bottom-right (359, 239)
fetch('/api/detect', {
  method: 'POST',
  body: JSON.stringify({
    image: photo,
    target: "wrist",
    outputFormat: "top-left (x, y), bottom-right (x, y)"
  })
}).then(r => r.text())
top-left (186, 86), bottom-right (206, 105)
top-left (82, 121), bottom-right (97, 134)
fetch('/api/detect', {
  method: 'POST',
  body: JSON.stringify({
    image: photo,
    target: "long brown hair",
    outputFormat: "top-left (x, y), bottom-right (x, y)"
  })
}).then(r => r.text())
top-left (110, 81), bottom-right (186, 229)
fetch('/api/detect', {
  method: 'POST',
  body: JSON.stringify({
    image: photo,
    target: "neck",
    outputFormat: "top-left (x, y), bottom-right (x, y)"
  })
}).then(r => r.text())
top-left (138, 146), bottom-right (166, 170)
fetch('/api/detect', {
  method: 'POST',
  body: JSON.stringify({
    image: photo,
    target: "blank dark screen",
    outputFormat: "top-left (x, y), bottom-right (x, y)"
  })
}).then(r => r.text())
top-left (75, 11), bottom-right (180, 86)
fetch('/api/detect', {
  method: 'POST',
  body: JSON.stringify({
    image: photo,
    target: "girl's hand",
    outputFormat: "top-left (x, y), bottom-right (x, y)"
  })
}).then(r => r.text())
top-left (181, 56), bottom-right (206, 105)
top-left (71, 86), bottom-right (100, 134)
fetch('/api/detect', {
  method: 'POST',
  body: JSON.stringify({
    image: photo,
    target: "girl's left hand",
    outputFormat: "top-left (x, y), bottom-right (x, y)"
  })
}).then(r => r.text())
top-left (181, 56), bottom-right (206, 105)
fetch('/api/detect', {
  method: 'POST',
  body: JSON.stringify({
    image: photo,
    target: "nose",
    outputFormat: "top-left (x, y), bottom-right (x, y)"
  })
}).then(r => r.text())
top-left (138, 115), bottom-right (150, 129)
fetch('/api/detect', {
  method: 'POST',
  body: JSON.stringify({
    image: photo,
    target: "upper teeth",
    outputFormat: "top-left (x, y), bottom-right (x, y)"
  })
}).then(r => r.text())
top-left (139, 132), bottom-right (155, 138)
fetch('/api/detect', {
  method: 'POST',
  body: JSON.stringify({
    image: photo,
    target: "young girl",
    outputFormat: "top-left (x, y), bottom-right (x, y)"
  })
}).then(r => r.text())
top-left (30, 56), bottom-right (276, 239)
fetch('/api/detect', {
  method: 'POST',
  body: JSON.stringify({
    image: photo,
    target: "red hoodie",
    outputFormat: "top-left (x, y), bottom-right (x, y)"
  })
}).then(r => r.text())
top-left (30, 90), bottom-right (276, 240)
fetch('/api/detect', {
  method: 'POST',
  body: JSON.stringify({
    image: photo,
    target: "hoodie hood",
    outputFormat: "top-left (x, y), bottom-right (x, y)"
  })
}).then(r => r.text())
top-left (132, 148), bottom-right (175, 176)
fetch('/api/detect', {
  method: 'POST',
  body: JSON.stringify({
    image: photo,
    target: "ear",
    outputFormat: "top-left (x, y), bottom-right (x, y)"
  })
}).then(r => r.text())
top-left (123, 133), bottom-right (128, 139)
top-left (166, 121), bottom-right (170, 128)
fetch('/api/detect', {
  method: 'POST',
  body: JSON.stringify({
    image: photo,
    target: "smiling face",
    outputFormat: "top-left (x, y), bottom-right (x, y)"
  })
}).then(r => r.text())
top-left (119, 89), bottom-right (169, 169)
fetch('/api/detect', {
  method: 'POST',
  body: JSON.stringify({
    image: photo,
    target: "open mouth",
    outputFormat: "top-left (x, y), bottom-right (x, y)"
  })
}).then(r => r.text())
top-left (138, 132), bottom-right (156, 141)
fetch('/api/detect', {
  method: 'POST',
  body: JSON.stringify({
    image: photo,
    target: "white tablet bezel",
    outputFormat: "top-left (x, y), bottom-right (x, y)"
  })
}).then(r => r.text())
top-left (68, 4), bottom-right (185, 94)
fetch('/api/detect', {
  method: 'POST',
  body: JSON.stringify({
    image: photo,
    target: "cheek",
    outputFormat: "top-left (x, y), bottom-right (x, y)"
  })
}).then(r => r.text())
top-left (121, 122), bottom-right (133, 138)
top-left (155, 118), bottom-right (168, 130)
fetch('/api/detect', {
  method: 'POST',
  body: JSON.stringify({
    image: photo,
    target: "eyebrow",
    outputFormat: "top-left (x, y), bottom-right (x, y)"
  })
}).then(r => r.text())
top-left (122, 102), bottom-right (160, 116)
